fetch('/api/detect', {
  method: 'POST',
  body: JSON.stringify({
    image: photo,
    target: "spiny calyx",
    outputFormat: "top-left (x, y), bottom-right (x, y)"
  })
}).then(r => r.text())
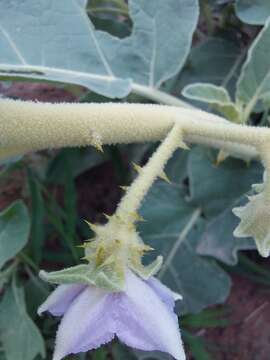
top-left (84, 214), bottom-right (162, 282)
top-left (233, 190), bottom-right (270, 258)
top-left (233, 145), bottom-right (270, 258)
top-left (233, 166), bottom-right (270, 258)
top-left (40, 214), bottom-right (162, 292)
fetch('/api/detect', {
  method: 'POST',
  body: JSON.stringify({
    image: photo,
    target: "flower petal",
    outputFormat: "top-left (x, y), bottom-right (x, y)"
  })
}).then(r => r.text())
top-left (52, 286), bottom-right (115, 360)
top-left (116, 270), bottom-right (186, 360)
top-left (147, 277), bottom-right (182, 310)
top-left (38, 284), bottom-right (86, 316)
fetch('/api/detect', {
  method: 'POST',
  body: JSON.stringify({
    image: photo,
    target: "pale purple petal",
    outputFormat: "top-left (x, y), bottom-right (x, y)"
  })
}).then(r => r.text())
top-left (116, 270), bottom-right (186, 360)
top-left (40, 271), bottom-right (185, 360)
top-left (147, 277), bottom-right (182, 311)
top-left (38, 284), bottom-right (86, 316)
top-left (52, 286), bottom-right (115, 360)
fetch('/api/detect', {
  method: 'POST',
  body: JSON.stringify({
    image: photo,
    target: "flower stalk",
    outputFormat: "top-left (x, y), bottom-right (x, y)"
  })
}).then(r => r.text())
top-left (115, 123), bottom-right (188, 223)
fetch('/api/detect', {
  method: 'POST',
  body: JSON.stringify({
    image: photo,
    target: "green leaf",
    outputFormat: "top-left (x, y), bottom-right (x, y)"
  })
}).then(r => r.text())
top-left (236, 19), bottom-right (270, 113)
top-left (139, 182), bottom-right (231, 314)
top-left (46, 148), bottom-right (105, 184)
top-left (236, 0), bottom-right (270, 25)
top-left (183, 331), bottom-right (212, 360)
top-left (182, 83), bottom-right (241, 122)
top-left (188, 147), bottom-right (262, 217)
top-left (39, 261), bottom-right (125, 292)
top-left (197, 198), bottom-right (255, 265)
top-left (0, 262), bottom-right (18, 289)
top-left (188, 147), bottom-right (262, 264)
top-left (0, 0), bottom-right (199, 98)
top-left (27, 169), bottom-right (45, 264)
top-left (112, 343), bottom-right (137, 360)
top-left (39, 264), bottom-right (96, 285)
top-left (78, 0), bottom-right (88, 8)
top-left (0, 284), bottom-right (45, 360)
top-left (176, 38), bottom-right (242, 96)
top-left (24, 274), bottom-right (50, 319)
top-left (92, 348), bottom-right (108, 360)
top-left (165, 149), bottom-right (189, 184)
top-left (0, 201), bottom-right (30, 269)
top-left (182, 307), bottom-right (230, 328)
top-left (183, 83), bottom-right (232, 103)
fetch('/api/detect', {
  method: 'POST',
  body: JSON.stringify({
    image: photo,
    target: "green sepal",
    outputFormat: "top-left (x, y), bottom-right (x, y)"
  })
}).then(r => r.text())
top-left (129, 255), bottom-right (163, 280)
top-left (39, 261), bottom-right (125, 292)
top-left (39, 264), bottom-right (95, 285)
top-left (95, 256), bottom-right (125, 291)
top-left (233, 192), bottom-right (270, 257)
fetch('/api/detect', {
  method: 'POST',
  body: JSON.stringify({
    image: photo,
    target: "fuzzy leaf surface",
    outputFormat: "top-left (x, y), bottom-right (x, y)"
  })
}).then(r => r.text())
top-left (0, 201), bottom-right (30, 269)
top-left (0, 0), bottom-right (199, 98)
top-left (237, 19), bottom-right (270, 109)
top-left (0, 285), bottom-right (45, 360)
top-left (236, 0), bottom-right (270, 25)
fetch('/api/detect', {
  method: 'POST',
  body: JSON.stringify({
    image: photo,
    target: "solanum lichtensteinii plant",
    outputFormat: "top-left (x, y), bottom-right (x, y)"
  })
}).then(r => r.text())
top-left (37, 124), bottom-right (188, 359)
top-left (2, 96), bottom-right (270, 358)
top-left (2, 1), bottom-right (270, 360)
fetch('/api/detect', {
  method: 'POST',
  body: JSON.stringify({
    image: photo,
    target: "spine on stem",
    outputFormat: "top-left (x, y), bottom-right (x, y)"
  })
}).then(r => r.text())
top-left (116, 124), bottom-right (188, 223)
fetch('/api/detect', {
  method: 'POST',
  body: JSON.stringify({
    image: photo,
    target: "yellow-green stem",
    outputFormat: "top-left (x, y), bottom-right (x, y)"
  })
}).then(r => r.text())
top-left (115, 124), bottom-right (184, 222)
top-left (0, 99), bottom-right (266, 161)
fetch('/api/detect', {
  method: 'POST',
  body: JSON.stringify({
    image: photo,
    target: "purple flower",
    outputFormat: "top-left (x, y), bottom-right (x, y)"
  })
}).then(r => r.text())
top-left (38, 270), bottom-right (185, 360)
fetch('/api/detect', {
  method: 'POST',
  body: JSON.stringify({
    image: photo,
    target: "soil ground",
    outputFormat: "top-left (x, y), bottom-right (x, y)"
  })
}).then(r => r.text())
top-left (204, 276), bottom-right (270, 360)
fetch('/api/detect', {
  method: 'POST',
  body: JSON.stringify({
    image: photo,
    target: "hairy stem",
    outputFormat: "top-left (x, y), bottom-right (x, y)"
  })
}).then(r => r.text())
top-left (0, 99), bottom-right (264, 161)
top-left (131, 84), bottom-right (194, 108)
top-left (116, 124), bottom-right (185, 222)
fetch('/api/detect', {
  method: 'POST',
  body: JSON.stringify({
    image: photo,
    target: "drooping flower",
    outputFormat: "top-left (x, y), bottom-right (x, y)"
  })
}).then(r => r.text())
top-left (38, 269), bottom-right (185, 360)
top-left (38, 214), bottom-right (186, 359)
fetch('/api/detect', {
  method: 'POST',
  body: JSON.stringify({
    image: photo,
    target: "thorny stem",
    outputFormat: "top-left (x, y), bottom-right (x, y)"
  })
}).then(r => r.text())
top-left (0, 99), bottom-right (265, 161)
top-left (115, 123), bottom-right (185, 222)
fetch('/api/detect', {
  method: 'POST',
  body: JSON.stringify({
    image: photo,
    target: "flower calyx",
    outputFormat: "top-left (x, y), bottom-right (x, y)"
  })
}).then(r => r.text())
top-left (40, 214), bottom-right (162, 292)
